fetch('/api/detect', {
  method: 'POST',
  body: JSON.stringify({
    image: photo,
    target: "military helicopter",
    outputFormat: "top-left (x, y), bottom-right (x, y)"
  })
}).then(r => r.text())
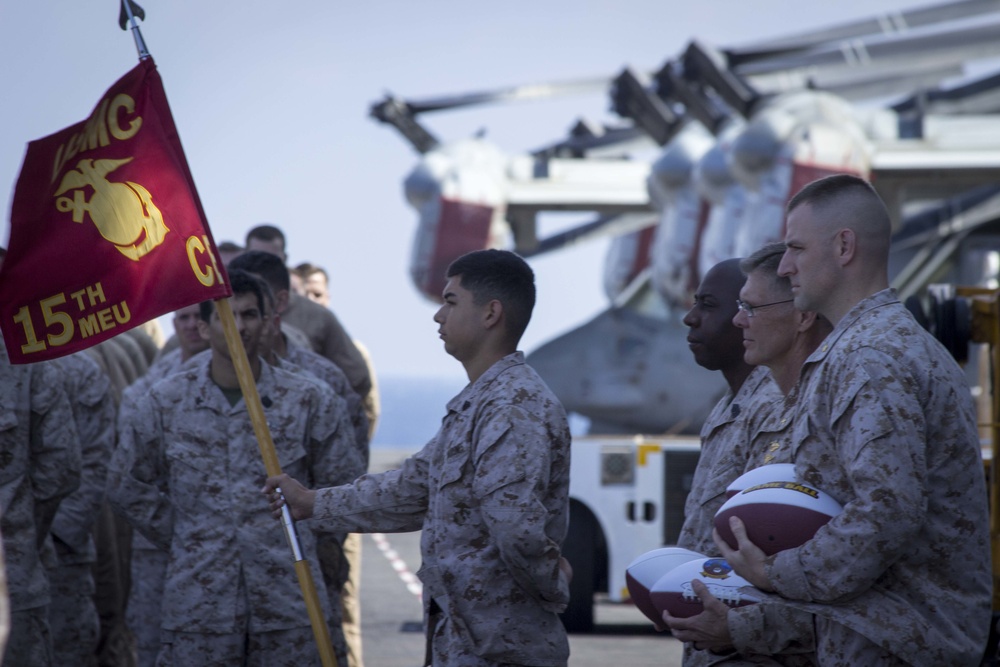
top-left (370, 0), bottom-right (1000, 435)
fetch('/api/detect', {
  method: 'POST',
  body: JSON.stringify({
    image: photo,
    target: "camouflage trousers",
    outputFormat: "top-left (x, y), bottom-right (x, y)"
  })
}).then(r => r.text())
top-left (49, 561), bottom-right (100, 666)
top-left (155, 626), bottom-right (322, 667)
top-left (127, 544), bottom-right (168, 667)
top-left (341, 533), bottom-right (363, 667)
top-left (6, 606), bottom-right (54, 667)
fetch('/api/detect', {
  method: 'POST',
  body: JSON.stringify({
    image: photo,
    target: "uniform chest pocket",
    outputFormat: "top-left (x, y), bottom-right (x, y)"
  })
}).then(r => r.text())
top-left (275, 441), bottom-right (309, 475)
top-left (437, 445), bottom-right (469, 488)
top-left (697, 460), bottom-right (738, 507)
top-left (164, 442), bottom-right (215, 509)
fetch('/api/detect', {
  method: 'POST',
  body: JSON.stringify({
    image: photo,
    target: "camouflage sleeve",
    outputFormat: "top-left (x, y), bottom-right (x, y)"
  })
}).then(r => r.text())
top-left (311, 445), bottom-right (431, 534)
top-left (321, 314), bottom-right (372, 402)
top-left (50, 360), bottom-right (115, 551)
top-left (307, 386), bottom-right (365, 489)
top-left (29, 362), bottom-right (82, 542)
top-left (473, 405), bottom-right (567, 611)
top-left (768, 357), bottom-right (924, 603)
top-left (107, 393), bottom-right (173, 551)
top-left (728, 601), bottom-right (816, 657)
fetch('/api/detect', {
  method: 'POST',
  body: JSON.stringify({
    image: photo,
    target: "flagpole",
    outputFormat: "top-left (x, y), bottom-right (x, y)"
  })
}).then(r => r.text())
top-left (120, 0), bottom-right (151, 60)
top-left (215, 298), bottom-right (339, 667)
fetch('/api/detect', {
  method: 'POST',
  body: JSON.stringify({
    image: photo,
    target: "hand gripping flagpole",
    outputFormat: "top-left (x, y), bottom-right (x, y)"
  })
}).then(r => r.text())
top-left (215, 298), bottom-right (339, 667)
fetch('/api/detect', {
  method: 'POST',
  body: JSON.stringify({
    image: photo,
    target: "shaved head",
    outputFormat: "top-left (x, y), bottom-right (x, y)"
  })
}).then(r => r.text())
top-left (787, 174), bottom-right (891, 263)
top-left (780, 174), bottom-right (892, 324)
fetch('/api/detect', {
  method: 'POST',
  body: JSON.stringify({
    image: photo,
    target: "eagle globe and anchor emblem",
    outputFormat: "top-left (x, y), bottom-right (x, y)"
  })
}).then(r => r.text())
top-left (54, 156), bottom-right (169, 260)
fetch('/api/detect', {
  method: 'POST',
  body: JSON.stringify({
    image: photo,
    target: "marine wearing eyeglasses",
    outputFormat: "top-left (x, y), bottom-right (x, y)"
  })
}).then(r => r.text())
top-left (734, 298), bottom-right (793, 318)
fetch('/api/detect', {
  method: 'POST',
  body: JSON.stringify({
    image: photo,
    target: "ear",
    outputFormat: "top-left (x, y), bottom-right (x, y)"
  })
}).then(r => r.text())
top-left (276, 289), bottom-right (290, 314)
top-left (197, 318), bottom-right (211, 342)
top-left (836, 229), bottom-right (856, 266)
top-left (797, 310), bottom-right (818, 333)
top-left (482, 299), bottom-right (504, 331)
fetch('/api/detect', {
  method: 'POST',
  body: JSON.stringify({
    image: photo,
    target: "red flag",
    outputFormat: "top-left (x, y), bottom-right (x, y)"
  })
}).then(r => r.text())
top-left (0, 58), bottom-right (231, 363)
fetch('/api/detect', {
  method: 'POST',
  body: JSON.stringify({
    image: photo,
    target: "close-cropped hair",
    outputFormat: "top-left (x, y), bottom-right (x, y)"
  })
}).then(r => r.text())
top-left (228, 250), bottom-right (291, 293)
top-left (245, 224), bottom-right (286, 248)
top-left (740, 242), bottom-right (791, 293)
top-left (446, 249), bottom-right (535, 342)
top-left (199, 269), bottom-right (268, 322)
top-left (787, 173), bottom-right (882, 216)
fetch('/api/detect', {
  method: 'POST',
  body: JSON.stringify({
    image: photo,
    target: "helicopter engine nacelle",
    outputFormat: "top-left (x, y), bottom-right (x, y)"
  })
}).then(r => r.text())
top-left (728, 91), bottom-right (872, 257)
top-left (603, 226), bottom-right (657, 301)
top-left (695, 121), bottom-right (749, 276)
top-left (647, 124), bottom-right (714, 308)
top-left (404, 138), bottom-right (509, 301)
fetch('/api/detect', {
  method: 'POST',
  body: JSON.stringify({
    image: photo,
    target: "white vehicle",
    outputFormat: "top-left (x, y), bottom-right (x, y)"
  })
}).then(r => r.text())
top-left (560, 434), bottom-right (701, 632)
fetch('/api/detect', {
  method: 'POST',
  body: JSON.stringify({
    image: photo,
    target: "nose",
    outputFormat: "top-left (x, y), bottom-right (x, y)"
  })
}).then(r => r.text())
top-left (433, 306), bottom-right (445, 324)
top-left (777, 250), bottom-right (793, 277)
top-left (733, 308), bottom-right (749, 329)
top-left (682, 305), bottom-right (697, 328)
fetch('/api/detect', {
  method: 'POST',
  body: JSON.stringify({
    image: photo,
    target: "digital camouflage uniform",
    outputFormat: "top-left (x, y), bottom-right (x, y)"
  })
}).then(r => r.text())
top-left (282, 342), bottom-right (373, 667)
top-left (273, 352), bottom-right (370, 662)
top-left (677, 366), bottom-right (782, 556)
top-left (280, 346), bottom-right (370, 462)
top-left (281, 293), bottom-right (372, 404)
top-left (696, 390), bottom-right (818, 667)
top-left (117, 346), bottom-right (192, 667)
top-left (760, 290), bottom-right (991, 665)
top-left (310, 352), bottom-right (571, 666)
top-left (108, 355), bottom-right (364, 666)
top-left (678, 370), bottom-right (818, 667)
top-left (0, 529), bottom-right (10, 659)
top-left (0, 344), bottom-right (81, 667)
top-left (47, 352), bottom-right (115, 667)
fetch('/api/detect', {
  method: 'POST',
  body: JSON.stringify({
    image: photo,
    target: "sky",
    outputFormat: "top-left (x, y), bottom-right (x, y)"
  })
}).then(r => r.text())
top-left (0, 0), bottom-right (968, 383)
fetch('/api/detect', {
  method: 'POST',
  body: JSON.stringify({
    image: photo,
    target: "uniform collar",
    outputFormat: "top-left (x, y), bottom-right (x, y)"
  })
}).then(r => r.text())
top-left (805, 288), bottom-right (899, 365)
top-left (446, 352), bottom-right (525, 414)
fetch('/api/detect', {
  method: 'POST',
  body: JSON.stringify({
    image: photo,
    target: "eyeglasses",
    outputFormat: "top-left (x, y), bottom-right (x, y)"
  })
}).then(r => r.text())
top-left (736, 298), bottom-right (794, 318)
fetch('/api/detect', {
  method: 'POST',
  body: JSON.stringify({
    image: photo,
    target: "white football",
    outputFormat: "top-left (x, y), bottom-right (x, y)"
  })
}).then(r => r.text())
top-left (715, 481), bottom-right (843, 555)
top-left (625, 547), bottom-right (705, 626)
top-left (651, 557), bottom-right (761, 619)
top-left (725, 463), bottom-right (798, 498)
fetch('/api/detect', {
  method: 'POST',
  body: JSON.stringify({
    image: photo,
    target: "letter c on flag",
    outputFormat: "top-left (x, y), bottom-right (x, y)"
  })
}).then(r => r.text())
top-left (186, 235), bottom-right (216, 287)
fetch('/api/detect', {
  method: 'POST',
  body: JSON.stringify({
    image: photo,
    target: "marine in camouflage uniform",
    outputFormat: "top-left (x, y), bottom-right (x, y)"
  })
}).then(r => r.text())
top-left (0, 344), bottom-right (81, 666)
top-left (47, 352), bottom-right (115, 667)
top-left (306, 352), bottom-right (571, 666)
top-left (677, 365), bottom-right (781, 557)
top-left (672, 257), bottom-right (791, 667)
top-left (757, 290), bottom-right (991, 665)
top-left (719, 176), bottom-right (991, 666)
top-left (109, 276), bottom-right (363, 667)
top-left (272, 352), bottom-right (367, 661)
top-left (678, 244), bottom-right (834, 667)
top-left (264, 250), bottom-right (572, 667)
top-left (118, 317), bottom-right (206, 667)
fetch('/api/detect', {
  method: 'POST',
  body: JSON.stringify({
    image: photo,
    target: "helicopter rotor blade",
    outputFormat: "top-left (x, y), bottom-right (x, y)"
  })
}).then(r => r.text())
top-left (728, 0), bottom-right (1000, 65)
top-left (735, 21), bottom-right (1000, 78)
top-left (394, 77), bottom-right (612, 116)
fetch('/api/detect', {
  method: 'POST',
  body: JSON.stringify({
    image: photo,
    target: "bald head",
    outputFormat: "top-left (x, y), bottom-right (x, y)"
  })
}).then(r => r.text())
top-left (705, 257), bottom-right (746, 293)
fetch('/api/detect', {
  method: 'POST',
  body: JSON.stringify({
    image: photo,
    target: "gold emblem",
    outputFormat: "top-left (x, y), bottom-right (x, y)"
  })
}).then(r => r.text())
top-left (54, 157), bottom-right (168, 261)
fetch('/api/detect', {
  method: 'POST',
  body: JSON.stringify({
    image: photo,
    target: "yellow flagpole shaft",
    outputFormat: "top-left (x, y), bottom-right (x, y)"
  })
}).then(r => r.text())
top-left (215, 297), bottom-right (338, 667)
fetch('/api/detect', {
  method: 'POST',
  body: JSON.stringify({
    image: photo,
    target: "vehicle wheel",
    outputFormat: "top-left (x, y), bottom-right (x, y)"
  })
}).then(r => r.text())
top-left (560, 506), bottom-right (596, 633)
